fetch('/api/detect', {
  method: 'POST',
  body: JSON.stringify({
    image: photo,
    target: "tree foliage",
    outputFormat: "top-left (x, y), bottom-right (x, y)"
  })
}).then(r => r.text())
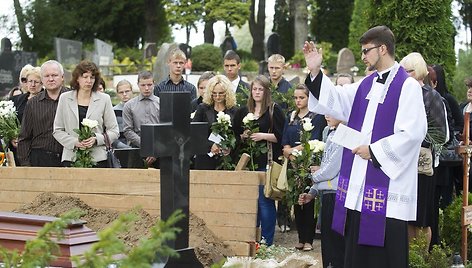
top-left (453, 49), bottom-right (472, 102)
top-left (348, 0), bottom-right (370, 70)
top-left (166, 0), bottom-right (204, 45)
top-left (311, 0), bottom-right (354, 51)
top-left (272, 0), bottom-right (295, 59)
top-left (458, 0), bottom-right (472, 46)
top-left (191, 44), bottom-right (223, 71)
top-left (368, 0), bottom-right (455, 81)
top-left (205, 0), bottom-right (251, 35)
top-left (15, 0), bottom-right (171, 58)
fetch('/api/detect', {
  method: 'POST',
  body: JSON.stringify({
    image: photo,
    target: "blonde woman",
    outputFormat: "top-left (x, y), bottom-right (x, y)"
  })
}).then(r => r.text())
top-left (11, 66), bottom-right (42, 122)
top-left (192, 75), bottom-right (238, 170)
top-left (400, 52), bottom-right (448, 249)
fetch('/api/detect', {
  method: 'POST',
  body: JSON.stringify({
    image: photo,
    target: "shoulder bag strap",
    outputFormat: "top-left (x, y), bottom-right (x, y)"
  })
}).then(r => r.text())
top-left (103, 128), bottom-right (112, 151)
top-left (267, 103), bottom-right (275, 166)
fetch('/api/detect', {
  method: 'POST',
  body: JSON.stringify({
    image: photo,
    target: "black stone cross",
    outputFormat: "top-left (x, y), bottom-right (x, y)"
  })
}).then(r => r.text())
top-left (141, 92), bottom-right (207, 267)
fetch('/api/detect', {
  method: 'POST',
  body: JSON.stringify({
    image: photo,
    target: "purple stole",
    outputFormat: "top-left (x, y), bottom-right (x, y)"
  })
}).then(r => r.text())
top-left (331, 67), bottom-right (408, 247)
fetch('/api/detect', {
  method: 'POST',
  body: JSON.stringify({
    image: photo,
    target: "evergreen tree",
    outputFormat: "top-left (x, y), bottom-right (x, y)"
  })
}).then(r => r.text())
top-left (272, 0), bottom-right (294, 59)
top-left (311, 0), bottom-right (354, 51)
top-left (368, 0), bottom-right (455, 80)
top-left (348, 0), bottom-right (370, 69)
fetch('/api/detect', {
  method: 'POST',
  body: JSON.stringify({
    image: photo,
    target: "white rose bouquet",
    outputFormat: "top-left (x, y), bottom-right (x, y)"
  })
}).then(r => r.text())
top-left (286, 117), bottom-right (325, 206)
top-left (72, 119), bottom-right (99, 168)
top-left (210, 111), bottom-right (236, 170)
top-left (240, 112), bottom-right (267, 171)
top-left (0, 100), bottom-right (20, 152)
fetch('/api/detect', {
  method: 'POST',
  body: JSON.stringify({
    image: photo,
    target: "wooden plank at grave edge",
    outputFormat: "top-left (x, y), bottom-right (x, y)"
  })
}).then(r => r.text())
top-left (223, 241), bottom-right (252, 256)
top-left (0, 191), bottom-right (258, 211)
top-left (0, 168), bottom-right (261, 185)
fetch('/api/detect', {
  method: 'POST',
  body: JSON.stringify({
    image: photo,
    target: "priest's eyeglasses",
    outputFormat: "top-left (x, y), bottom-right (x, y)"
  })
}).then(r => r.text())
top-left (361, 45), bottom-right (381, 56)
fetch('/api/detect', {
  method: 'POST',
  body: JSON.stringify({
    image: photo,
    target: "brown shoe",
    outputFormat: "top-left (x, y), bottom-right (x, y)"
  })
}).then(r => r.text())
top-left (303, 243), bottom-right (313, 251)
top-left (295, 243), bottom-right (304, 250)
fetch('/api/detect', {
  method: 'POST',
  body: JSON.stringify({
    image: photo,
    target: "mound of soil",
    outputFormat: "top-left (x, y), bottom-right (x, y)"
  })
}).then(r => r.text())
top-left (14, 192), bottom-right (233, 267)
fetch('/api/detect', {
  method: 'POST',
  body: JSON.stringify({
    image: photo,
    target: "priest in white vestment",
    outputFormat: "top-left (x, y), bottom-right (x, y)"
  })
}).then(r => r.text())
top-left (301, 25), bottom-right (427, 268)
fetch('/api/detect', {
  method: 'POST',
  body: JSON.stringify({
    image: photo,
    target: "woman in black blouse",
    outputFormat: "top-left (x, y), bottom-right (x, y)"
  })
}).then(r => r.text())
top-left (192, 75), bottom-right (238, 169)
top-left (233, 75), bottom-right (285, 246)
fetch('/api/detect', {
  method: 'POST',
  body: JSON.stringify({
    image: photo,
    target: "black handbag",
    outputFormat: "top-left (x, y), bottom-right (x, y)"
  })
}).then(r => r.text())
top-left (439, 136), bottom-right (462, 166)
top-left (104, 131), bottom-right (121, 168)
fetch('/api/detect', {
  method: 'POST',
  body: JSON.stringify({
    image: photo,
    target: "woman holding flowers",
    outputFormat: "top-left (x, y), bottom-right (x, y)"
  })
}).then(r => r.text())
top-left (281, 84), bottom-right (326, 251)
top-left (233, 75), bottom-right (285, 246)
top-left (192, 75), bottom-right (238, 170)
top-left (53, 60), bottom-right (118, 168)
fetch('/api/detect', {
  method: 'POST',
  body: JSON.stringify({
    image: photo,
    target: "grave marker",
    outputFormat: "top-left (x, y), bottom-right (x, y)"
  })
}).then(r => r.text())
top-left (141, 92), bottom-right (207, 267)
top-left (336, 48), bottom-right (356, 74)
top-left (54, 37), bottom-right (82, 66)
top-left (457, 111), bottom-right (471, 265)
top-left (93, 38), bottom-right (114, 76)
top-left (0, 38), bottom-right (37, 96)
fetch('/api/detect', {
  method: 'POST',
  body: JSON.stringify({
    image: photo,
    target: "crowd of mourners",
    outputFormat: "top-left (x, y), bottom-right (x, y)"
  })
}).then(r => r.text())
top-left (2, 25), bottom-right (472, 268)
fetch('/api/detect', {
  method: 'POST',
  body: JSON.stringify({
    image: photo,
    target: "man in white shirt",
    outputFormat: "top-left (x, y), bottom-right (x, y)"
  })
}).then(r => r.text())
top-left (223, 50), bottom-right (249, 94)
top-left (301, 25), bottom-right (427, 267)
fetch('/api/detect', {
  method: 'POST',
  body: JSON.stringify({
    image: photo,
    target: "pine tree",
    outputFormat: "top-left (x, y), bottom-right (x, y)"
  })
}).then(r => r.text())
top-left (311, 0), bottom-right (354, 51)
top-left (368, 0), bottom-right (455, 81)
top-left (348, 0), bottom-right (371, 69)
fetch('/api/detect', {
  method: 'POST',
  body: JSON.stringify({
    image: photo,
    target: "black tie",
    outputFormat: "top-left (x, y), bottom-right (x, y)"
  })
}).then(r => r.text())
top-left (376, 71), bottom-right (390, 84)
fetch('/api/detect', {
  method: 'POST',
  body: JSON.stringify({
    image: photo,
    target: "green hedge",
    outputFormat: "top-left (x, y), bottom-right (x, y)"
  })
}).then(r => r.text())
top-left (192, 44), bottom-right (223, 72)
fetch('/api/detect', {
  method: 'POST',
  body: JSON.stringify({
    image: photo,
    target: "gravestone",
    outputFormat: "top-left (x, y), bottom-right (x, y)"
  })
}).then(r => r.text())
top-left (220, 36), bottom-right (237, 56)
top-left (153, 43), bottom-right (179, 84)
top-left (143, 42), bottom-right (157, 60)
top-left (141, 92), bottom-right (207, 267)
top-left (336, 48), bottom-right (356, 74)
top-left (0, 38), bottom-right (37, 97)
top-left (54, 37), bottom-right (82, 66)
top-left (266, 33), bottom-right (281, 58)
top-left (93, 38), bottom-right (114, 76)
top-left (179, 43), bottom-right (192, 60)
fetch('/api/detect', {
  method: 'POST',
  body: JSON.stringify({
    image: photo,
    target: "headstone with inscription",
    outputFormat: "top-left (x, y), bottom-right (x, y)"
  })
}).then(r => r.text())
top-left (54, 37), bottom-right (82, 66)
top-left (336, 48), bottom-right (356, 74)
top-left (153, 43), bottom-right (179, 84)
top-left (141, 92), bottom-right (207, 267)
top-left (93, 38), bottom-right (114, 76)
top-left (0, 38), bottom-right (37, 97)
